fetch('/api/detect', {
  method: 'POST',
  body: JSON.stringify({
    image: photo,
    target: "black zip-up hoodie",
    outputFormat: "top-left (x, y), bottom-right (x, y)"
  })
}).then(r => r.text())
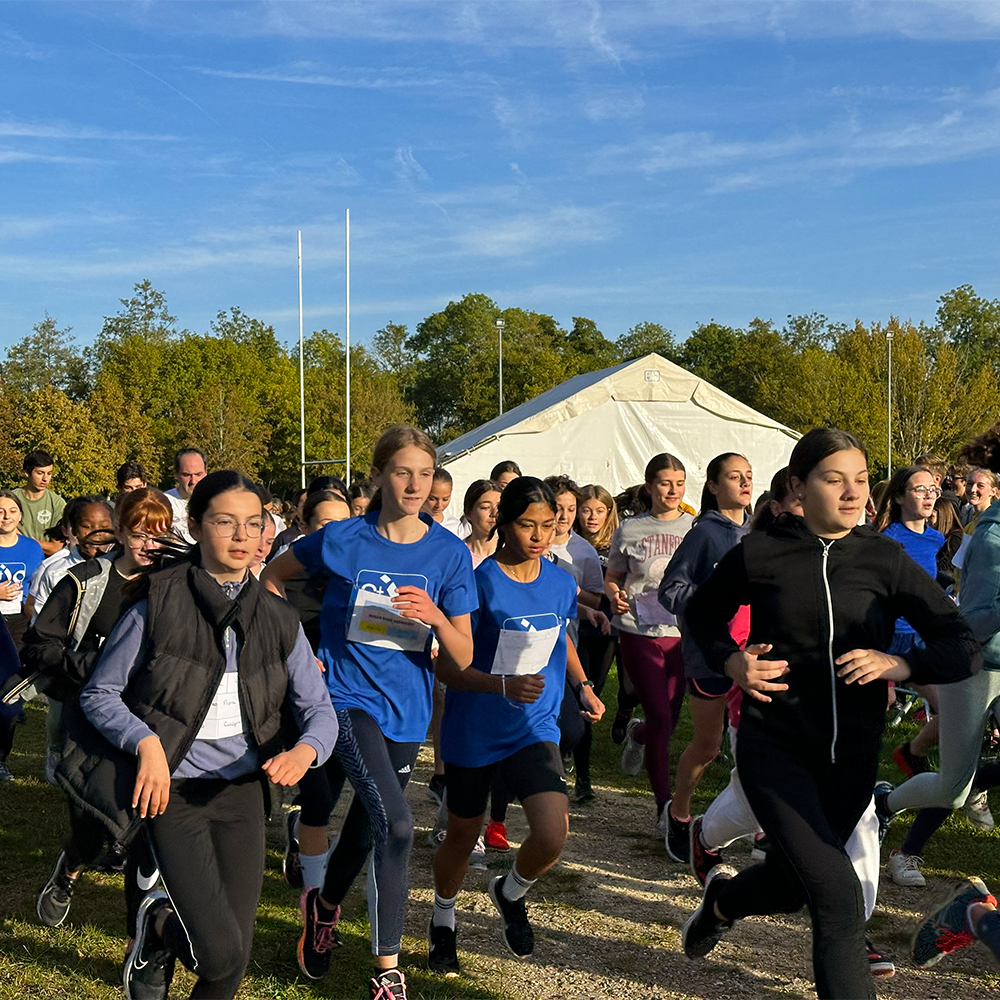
top-left (685, 514), bottom-right (981, 761)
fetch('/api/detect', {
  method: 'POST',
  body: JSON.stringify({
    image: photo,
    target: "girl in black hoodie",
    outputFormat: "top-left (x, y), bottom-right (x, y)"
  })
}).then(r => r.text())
top-left (679, 428), bottom-right (980, 1000)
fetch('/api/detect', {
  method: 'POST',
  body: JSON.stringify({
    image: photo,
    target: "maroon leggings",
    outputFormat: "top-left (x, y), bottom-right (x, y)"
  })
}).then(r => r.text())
top-left (618, 631), bottom-right (685, 808)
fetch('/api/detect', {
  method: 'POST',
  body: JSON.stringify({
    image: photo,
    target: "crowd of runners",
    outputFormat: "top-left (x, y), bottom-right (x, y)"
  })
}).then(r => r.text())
top-left (1, 423), bottom-right (1000, 1000)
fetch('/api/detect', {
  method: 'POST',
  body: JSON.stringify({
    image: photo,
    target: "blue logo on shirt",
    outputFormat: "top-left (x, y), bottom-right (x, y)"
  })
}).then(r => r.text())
top-left (500, 613), bottom-right (561, 632)
top-left (0, 561), bottom-right (27, 584)
top-left (355, 570), bottom-right (429, 597)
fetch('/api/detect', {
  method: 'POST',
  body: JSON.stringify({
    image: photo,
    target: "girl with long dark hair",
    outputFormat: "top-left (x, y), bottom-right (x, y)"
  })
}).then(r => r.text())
top-left (680, 428), bottom-right (978, 1000)
top-left (656, 452), bottom-right (753, 862)
top-left (428, 476), bottom-right (604, 974)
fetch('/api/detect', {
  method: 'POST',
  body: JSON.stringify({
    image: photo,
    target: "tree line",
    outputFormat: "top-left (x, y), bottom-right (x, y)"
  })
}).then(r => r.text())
top-left (1, 281), bottom-right (998, 496)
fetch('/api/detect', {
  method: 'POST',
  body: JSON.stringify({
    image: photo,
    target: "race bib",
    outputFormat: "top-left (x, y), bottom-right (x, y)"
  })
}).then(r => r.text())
top-left (346, 570), bottom-right (433, 652)
top-left (195, 672), bottom-right (244, 741)
top-left (0, 560), bottom-right (26, 615)
top-left (634, 589), bottom-right (677, 628)
top-left (491, 614), bottom-right (561, 676)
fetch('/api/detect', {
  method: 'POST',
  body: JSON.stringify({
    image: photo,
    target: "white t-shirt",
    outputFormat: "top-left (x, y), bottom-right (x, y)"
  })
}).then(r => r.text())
top-left (30, 546), bottom-right (85, 622)
top-left (165, 487), bottom-right (194, 544)
top-left (440, 512), bottom-right (465, 537)
top-left (607, 512), bottom-right (694, 637)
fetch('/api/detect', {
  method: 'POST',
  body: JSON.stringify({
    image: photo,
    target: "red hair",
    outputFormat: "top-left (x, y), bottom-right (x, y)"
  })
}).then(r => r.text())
top-left (115, 487), bottom-right (173, 536)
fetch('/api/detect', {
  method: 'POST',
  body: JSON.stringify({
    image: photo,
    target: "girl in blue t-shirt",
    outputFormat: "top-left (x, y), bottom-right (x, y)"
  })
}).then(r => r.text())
top-left (264, 425), bottom-right (477, 1000)
top-left (873, 465), bottom-right (946, 656)
top-left (428, 477), bottom-right (605, 974)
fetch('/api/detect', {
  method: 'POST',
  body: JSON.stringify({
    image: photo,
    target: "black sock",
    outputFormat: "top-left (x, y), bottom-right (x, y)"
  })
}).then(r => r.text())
top-left (316, 895), bottom-right (340, 921)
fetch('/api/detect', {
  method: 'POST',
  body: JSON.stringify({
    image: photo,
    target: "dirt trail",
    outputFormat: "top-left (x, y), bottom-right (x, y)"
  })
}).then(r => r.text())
top-left (279, 747), bottom-right (998, 999)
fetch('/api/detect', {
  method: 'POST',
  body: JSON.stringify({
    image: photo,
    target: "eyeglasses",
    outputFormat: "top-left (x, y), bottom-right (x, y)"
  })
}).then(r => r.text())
top-left (908, 486), bottom-right (942, 498)
top-left (202, 517), bottom-right (266, 538)
top-left (126, 532), bottom-right (164, 547)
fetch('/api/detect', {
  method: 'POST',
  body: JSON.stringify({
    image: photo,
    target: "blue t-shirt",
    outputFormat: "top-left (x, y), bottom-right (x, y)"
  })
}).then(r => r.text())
top-left (441, 557), bottom-right (578, 768)
top-left (883, 521), bottom-right (945, 635)
top-left (0, 534), bottom-right (45, 616)
top-left (294, 511), bottom-right (477, 742)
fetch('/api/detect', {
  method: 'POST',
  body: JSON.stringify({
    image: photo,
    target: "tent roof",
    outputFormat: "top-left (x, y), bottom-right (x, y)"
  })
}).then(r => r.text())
top-left (438, 352), bottom-right (798, 463)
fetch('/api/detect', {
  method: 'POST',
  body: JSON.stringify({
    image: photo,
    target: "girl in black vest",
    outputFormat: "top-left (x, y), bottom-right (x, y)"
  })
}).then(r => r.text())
top-left (77, 472), bottom-right (339, 1000)
top-left (23, 488), bottom-right (173, 933)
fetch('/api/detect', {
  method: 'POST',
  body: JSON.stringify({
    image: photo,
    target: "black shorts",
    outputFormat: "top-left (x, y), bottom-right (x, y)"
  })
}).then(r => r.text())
top-left (687, 675), bottom-right (732, 700)
top-left (445, 741), bottom-right (567, 819)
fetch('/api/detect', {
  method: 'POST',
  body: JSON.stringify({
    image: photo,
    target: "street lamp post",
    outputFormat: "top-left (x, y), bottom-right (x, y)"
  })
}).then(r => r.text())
top-left (496, 317), bottom-right (505, 417)
top-left (886, 327), bottom-right (894, 476)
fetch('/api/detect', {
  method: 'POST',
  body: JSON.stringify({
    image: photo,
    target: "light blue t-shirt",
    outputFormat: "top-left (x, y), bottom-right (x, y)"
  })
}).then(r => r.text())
top-left (883, 520), bottom-right (945, 635)
top-left (294, 511), bottom-right (478, 743)
top-left (0, 534), bottom-right (45, 616)
top-left (441, 557), bottom-right (577, 768)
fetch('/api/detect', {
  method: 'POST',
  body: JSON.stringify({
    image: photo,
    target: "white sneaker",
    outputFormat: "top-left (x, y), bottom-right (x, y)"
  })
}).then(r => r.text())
top-left (963, 789), bottom-right (995, 831)
top-left (469, 836), bottom-right (487, 870)
top-left (887, 849), bottom-right (925, 887)
top-left (620, 717), bottom-right (644, 776)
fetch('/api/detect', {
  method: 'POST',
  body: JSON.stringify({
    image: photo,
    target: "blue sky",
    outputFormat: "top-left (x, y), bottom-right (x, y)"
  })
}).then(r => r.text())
top-left (2, 1), bottom-right (1000, 355)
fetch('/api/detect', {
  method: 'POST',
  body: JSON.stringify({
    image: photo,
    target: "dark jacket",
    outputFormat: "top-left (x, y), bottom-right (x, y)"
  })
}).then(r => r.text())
top-left (57, 560), bottom-right (301, 843)
top-left (20, 555), bottom-right (118, 701)
top-left (658, 509), bottom-right (750, 681)
top-left (685, 514), bottom-right (981, 762)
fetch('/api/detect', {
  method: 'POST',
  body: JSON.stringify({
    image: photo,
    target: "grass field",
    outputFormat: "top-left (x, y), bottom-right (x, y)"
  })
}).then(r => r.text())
top-left (1, 678), bottom-right (998, 1000)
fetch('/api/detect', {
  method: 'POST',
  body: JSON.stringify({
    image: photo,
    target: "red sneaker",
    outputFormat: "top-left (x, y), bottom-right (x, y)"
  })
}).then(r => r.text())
top-left (484, 820), bottom-right (510, 852)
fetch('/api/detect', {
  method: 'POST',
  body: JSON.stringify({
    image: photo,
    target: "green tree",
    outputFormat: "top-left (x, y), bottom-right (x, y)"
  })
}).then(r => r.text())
top-left (936, 284), bottom-right (1000, 374)
top-left (2, 314), bottom-right (88, 400)
top-left (561, 317), bottom-right (618, 376)
top-left (615, 321), bottom-right (677, 362)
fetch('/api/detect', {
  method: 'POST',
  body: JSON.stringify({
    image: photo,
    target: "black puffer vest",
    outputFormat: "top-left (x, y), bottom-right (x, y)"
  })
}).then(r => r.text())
top-left (127, 560), bottom-right (300, 769)
top-left (57, 560), bottom-right (301, 843)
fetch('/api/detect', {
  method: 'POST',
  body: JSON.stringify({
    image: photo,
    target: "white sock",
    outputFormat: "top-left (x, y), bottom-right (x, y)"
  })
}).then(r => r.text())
top-left (300, 851), bottom-right (328, 891)
top-left (433, 891), bottom-right (458, 930)
top-left (502, 867), bottom-right (536, 902)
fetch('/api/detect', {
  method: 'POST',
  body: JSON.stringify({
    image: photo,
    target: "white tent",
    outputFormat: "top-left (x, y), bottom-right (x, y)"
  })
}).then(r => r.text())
top-left (437, 353), bottom-right (801, 515)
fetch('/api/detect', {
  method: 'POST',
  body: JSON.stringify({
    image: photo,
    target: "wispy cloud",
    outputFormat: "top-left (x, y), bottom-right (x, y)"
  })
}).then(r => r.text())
top-left (0, 119), bottom-right (179, 141)
top-left (0, 26), bottom-right (49, 60)
top-left (592, 91), bottom-right (1000, 192)
top-left (190, 64), bottom-right (460, 90)
top-left (580, 86), bottom-right (645, 123)
top-left (0, 211), bottom-right (131, 238)
top-left (0, 150), bottom-right (105, 165)
top-left (393, 146), bottom-right (428, 184)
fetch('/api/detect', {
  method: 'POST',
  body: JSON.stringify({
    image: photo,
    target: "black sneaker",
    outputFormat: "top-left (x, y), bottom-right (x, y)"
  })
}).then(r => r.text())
top-left (427, 919), bottom-right (460, 976)
top-left (664, 801), bottom-right (690, 863)
top-left (124, 891), bottom-right (175, 1000)
top-left (865, 937), bottom-right (896, 978)
top-left (561, 751), bottom-right (575, 776)
top-left (297, 887), bottom-right (341, 980)
top-left (689, 815), bottom-right (722, 887)
top-left (428, 773), bottom-right (447, 808)
top-left (37, 851), bottom-right (78, 927)
top-left (681, 864), bottom-right (737, 958)
top-left (574, 778), bottom-right (595, 803)
top-left (369, 967), bottom-right (407, 999)
top-left (284, 808), bottom-right (303, 889)
top-left (0, 759), bottom-right (12, 781)
top-left (611, 709), bottom-right (633, 745)
top-left (873, 781), bottom-right (897, 844)
top-left (488, 874), bottom-right (534, 959)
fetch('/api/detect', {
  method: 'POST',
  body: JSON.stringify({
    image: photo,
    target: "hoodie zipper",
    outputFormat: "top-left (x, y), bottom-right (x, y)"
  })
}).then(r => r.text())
top-left (820, 539), bottom-right (837, 763)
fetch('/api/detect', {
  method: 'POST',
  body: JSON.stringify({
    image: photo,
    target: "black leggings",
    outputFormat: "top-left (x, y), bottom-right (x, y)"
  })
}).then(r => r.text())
top-left (714, 732), bottom-right (876, 1000)
top-left (294, 754), bottom-right (347, 827)
top-left (320, 709), bottom-right (419, 956)
top-left (574, 633), bottom-right (618, 784)
top-left (149, 774), bottom-right (267, 1000)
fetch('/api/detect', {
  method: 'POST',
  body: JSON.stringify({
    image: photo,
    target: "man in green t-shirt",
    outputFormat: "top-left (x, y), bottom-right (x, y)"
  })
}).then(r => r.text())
top-left (13, 450), bottom-right (66, 556)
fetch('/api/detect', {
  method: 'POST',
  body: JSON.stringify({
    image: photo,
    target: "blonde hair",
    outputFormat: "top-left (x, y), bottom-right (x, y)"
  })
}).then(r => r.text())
top-left (576, 484), bottom-right (619, 551)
